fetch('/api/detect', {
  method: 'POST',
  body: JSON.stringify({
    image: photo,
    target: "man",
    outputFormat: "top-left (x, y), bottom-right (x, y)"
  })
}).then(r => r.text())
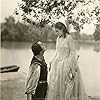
top-left (25, 41), bottom-right (48, 100)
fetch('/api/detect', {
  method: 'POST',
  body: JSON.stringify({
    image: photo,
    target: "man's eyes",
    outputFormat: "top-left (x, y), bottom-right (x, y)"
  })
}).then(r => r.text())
top-left (56, 30), bottom-right (58, 32)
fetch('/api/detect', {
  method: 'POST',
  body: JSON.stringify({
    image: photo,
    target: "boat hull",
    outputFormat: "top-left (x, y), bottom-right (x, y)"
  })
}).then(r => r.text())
top-left (0, 65), bottom-right (20, 73)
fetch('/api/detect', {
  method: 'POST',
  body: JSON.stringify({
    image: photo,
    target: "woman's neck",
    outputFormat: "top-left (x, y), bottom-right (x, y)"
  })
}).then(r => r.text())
top-left (58, 33), bottom-right (69, 38)
top-left (59, 35), bottom-right (64, 38)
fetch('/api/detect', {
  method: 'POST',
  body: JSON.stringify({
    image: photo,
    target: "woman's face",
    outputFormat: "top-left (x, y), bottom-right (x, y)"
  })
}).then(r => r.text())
top-left (54, 28), bottom-right (63, 37)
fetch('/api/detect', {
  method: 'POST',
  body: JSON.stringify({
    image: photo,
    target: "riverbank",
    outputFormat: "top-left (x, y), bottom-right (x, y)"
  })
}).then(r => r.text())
top-left (0, 72), bottom-right (100, 100)
top-left (0, 72), bottom-right (26, 100)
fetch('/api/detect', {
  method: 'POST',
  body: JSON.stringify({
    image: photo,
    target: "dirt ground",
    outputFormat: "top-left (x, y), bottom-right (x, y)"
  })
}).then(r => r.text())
top-left (0, 72), bottom-right (100, 100)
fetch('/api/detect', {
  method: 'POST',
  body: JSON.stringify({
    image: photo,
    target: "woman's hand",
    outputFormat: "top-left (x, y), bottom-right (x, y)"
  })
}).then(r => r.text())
top-left (68, 69), bottom-right (76, 81)
top-left (49, 61), bottom-right (52, 71)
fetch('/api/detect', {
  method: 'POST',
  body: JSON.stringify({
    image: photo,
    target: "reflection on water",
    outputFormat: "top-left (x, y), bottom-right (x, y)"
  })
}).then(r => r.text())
top-left (1, 41), bottom-right (100, 52)
top-left (1, 41), bottom-right (32, 49)
top-left (1, 41), bottom-right (100, 97)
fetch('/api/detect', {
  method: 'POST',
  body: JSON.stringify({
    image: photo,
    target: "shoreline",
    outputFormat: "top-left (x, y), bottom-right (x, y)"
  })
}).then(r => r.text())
top-left (0, 72), bottom-right (100, 100)
top-left (1, 39), bottom-right (100, 43)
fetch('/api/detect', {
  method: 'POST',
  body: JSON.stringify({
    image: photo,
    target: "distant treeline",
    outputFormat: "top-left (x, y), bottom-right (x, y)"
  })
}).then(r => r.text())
top-left (1, 16), bottom-right (57, 42)
top-left (1, 16), bottom-right (100, 42)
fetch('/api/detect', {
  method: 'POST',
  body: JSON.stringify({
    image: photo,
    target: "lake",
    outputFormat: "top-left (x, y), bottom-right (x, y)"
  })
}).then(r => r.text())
top-left (1, 41), bottom-right (100, 97)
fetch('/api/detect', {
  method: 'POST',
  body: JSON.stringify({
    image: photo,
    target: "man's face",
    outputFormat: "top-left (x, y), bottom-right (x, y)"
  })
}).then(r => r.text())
top-left (38, 41), bottom-right (47, 52)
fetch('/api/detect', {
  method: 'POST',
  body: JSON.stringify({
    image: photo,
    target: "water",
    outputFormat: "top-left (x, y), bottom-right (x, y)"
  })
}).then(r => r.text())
top-left (1, 41), bottom-right (100, 97)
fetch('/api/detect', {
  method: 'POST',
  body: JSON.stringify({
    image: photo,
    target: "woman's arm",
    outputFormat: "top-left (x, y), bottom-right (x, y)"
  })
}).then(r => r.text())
top-left (68, 35), bottom-right (78, 62)
top-left (68, 35), bottom-right (78, 74)
top-left (49, 52), bottom-right (57, 71)
top-left (49, 37), bottom-right (59, 71)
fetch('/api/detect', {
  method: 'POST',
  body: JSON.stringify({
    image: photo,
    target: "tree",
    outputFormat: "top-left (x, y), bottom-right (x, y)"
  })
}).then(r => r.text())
top-left (15, 21), bottom-right (29, 40)
top-left (1, 16), bottom-right (29, 41)
top-left (25, 22), bottom-right (42, 41)
top-left (93, 24), bottom-right (100, 41)
top-left (15, 0), bottom-right (100, 31)
top-left (1, 16), bottom-right (17, 40)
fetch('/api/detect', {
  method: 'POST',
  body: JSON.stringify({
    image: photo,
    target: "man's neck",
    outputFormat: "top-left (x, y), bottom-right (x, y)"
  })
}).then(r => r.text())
top-left (35, 55), bottom-right (44, 62)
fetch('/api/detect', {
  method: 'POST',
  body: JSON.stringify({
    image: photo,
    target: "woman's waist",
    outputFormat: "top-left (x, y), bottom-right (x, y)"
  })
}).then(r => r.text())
top-left (56, 52), bottom-right (69, 59)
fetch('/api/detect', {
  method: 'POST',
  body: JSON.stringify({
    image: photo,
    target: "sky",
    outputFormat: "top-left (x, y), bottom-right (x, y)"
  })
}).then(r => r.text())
top-left (0, 0), bottom-right (95, 35)
top-left (1, 0), bottom-right (19, 22)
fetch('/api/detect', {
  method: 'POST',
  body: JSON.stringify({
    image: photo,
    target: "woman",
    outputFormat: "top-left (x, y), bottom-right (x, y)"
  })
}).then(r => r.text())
top-left (46, 22), bottom-right (88, 100)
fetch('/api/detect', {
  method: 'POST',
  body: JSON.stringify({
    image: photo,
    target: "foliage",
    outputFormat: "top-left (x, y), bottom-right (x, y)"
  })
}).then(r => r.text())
top-left (1, 16), bottom-right (57, 42)
top-left (25, 22), bottom-right (57, 42)
top-left (1, 16), bottom-right (29, 41)
top-left (70, 31), bottom-right (80, 40)
top-left (93, 24), bottom-right (100, 41)
top-left (80, 33), bottom-right (94, 40)
top-left (1, 16), bottom-right (99, 42)
top-left (15, 0), bottom-right (100, 31)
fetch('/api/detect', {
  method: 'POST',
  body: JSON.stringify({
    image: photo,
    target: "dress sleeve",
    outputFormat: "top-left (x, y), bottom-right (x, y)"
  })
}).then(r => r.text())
top-left (25, 63), bottom-right (40, 94)
top-left (49, 37), bottom-right (58, 71)
top-left (68, 35), bottom-right (76, 59)
top-left (65, 36), bottom-right (78, 86)
top-left (68, 35), bottom-right (78, 71)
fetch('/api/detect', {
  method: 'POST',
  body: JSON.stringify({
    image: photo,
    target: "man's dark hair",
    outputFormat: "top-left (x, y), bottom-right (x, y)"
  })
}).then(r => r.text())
top-left (31, 41), bottom-right (42, 56)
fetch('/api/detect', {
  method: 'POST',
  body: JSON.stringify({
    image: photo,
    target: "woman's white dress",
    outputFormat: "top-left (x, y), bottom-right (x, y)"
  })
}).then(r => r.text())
top-left (46, 35), bottom-right (88, 100)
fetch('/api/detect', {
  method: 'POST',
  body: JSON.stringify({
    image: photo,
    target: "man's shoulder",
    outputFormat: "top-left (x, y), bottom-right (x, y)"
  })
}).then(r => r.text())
top-left (30, 61), bottom-right (41, 68)
top-left (33, 61), bottom-right (41, 66)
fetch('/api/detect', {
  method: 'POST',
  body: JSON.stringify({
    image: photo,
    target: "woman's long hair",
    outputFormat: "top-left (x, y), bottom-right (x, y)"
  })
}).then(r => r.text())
top-left (55, 22), bottom-right (70, 38)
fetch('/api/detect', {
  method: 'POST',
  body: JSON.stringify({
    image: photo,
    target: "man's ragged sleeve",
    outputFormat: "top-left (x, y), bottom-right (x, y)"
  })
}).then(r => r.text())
top-left (25, 63), bottom-right (40, 94)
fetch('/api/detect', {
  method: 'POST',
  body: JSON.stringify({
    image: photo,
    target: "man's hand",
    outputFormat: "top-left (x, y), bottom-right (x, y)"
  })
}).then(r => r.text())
top-left (27, 94), bottom-right (32, 100)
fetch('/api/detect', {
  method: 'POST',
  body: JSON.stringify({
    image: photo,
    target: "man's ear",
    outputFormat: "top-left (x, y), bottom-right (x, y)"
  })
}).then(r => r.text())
top-left (39, 50), bottom-right (43, 55)
top-left (41, 50), bottom-right (45, 55)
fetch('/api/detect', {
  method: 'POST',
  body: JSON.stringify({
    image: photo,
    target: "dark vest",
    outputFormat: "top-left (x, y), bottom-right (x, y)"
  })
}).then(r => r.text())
top-left (31, 57), bottom-right (48, 99)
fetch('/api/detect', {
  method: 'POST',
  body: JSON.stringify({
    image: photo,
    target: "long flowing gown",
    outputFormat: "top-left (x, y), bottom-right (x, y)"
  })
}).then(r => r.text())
top-left (46, 35), bottom-right (88, 100)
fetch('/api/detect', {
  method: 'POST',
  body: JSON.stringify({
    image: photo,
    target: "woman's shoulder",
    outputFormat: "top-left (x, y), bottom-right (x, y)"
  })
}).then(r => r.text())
top-left (68, 35), bottom-right (75, 42)
top-left (64, 35), bottom-right (74, 45)
top-left (65, 35), bottom-right (73, 41)
top-left (67, 34), bottom-right (73, 39)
